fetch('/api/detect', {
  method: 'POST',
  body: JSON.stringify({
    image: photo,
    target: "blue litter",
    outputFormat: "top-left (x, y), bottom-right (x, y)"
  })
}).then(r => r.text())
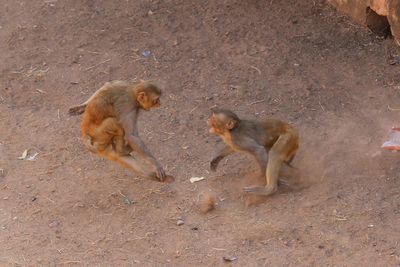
top-left (142, 50), bottom-right (151, 57)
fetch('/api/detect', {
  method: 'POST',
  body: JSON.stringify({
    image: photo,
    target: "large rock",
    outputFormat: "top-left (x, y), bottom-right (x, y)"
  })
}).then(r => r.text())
top-left (329, 0), bottom-right (400, 45)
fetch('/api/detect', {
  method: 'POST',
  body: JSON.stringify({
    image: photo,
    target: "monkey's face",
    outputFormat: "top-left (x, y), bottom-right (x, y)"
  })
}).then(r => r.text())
top-left (207, 114), bottom-right (219, 134)
top-left (208, 111), bottom-right (238, 135)
top-left (137, 92), bottom-right (161, 111)
top-left (208, 113), bottom-right (232, 135)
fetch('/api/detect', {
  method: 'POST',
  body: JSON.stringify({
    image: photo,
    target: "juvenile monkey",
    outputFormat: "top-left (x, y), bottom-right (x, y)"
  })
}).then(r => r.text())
top-left (71, 80), bottom-right (167, 181)
top-left (207, 108), bottom-right (299, 196)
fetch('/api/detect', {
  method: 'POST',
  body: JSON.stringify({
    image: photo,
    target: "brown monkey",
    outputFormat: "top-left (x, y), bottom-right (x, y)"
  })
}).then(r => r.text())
top-left (207, 108), bottom-right (299, 196)
top-left (74, 80), bottom-right (167, 181)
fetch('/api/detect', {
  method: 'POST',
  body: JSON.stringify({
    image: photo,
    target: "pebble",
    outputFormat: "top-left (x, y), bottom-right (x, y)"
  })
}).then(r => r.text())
top-left (49, 220), bottom-right (60, 228)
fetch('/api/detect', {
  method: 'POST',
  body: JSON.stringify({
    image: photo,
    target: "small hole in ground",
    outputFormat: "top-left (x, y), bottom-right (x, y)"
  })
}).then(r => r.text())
top-left (366, 7), bottom-right (391, 38)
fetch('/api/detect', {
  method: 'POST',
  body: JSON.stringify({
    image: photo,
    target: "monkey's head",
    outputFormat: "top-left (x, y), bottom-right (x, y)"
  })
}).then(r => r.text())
top-left (135, 82), bottom-right (162, 111)
top-left (207, 108), bottom-right (239, 135)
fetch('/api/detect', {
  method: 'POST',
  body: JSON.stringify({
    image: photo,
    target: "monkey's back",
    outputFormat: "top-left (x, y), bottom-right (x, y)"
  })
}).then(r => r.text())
top-left (260, 118), bottom-right (299, 157)
top-left (81, 81), bottom-right (134, 136)
top-left (257, 118), bottom-right (298, 149)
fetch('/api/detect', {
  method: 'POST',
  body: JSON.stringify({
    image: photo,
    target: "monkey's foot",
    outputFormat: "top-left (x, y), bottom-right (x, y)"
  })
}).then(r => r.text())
top-left (243, 186), bottom-right (277, 196)
top-left (163, 175), bottom-right (175, 183)
top-left (278, 179), bottom-right (289, 187)
top-left (147, 173), bottom-right (175, 183)
top-left (118, 145), bottom-right (133, 156)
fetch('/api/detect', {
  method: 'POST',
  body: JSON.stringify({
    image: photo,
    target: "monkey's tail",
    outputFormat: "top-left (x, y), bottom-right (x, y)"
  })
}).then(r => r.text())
top-left (68, 104), bottom-right (87, 116)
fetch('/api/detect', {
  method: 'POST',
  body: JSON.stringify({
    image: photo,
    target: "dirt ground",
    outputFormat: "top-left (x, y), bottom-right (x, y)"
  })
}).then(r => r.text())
top-left (1, 0), bottom-right (400, 266)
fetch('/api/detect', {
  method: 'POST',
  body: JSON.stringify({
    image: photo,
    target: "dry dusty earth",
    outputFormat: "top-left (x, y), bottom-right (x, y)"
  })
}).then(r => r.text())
top-left (1, 0), bottom-right (400, 266)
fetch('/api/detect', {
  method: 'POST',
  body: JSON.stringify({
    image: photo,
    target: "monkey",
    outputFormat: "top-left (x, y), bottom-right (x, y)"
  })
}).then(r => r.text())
top-left (72, 80), bottom-right (167, 181)
top-left (207, 108), bottom-right (299, 196)
top-left (69, 87), bottom-right (131, 155)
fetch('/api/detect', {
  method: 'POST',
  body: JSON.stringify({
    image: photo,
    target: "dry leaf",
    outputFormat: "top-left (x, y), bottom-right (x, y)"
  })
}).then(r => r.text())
top-left (18, 150), bottom-right (28, 160)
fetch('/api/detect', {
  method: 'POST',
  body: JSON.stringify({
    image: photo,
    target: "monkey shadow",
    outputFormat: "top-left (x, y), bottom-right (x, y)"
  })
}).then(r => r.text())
top-left (237, 165), bottom-right (304, 207)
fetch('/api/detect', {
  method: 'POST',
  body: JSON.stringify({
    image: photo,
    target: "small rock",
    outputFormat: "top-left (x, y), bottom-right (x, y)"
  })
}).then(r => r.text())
top-left (176, 219), bottom-right (184, 226)
top-left (3, 197), bottom-right (8, 200)
top-left (49, 220), bottom-right (60, 228)
top-left (148, 10), bottom-right (154, 15)
top-left (223, 256), bottom-right (237, 262)
top-left (31, 196), bottom-right (37, 202)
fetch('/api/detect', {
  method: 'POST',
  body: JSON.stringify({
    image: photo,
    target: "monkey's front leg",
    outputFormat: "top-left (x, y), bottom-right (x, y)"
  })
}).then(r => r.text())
top-left (210, 146), bottom-right (234, 171)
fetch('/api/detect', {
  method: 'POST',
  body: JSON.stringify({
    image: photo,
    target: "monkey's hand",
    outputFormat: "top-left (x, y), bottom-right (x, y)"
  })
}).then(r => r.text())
top-left (153, 161), bottom-right (166, 181)
top-left (210, 157), bottom-right (221, 172)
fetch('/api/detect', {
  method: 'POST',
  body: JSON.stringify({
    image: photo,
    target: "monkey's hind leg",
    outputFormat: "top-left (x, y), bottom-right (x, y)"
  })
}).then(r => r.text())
top-left (244, 133), bottom-right (291, 196)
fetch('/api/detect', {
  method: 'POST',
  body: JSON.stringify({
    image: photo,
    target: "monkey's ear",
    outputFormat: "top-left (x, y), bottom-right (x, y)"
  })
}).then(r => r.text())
top-left (226, 119), bottom-right (236, 130)
top-left (137, 91), bottom-right (146, 102)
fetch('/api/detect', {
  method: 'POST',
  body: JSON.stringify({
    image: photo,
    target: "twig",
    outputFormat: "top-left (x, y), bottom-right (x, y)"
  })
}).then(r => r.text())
top-left (189, 105), bottom-right (199, 113)
top-left (249, 99), bottom-right (266, 105)
top-left (162, 136), bottom-right (174, 141)
top-left (250, 65), bottom-right (261, 75)
top-left (58, 261), bottom-right (80, 265)
top-left (44, 196), bottom-right (55, 204)
top-left (152, 54), bottom-right (159, 63)
top-left (57, 109), bottom-right (60, 120)
top-left (84, 59), bottom-right (111, 71)
top-left (118, 191), bottom-right (128, 198)
top-left (212, 247), bottom-right (227, 251)
top-left (161, 131), bottom-right (175, 135)
top-left (332, 215), bottom-right (347, 221)
top-left (388, 105), bottom-right (400, 111)
top-left (318, 101), bottom-right (325, 112)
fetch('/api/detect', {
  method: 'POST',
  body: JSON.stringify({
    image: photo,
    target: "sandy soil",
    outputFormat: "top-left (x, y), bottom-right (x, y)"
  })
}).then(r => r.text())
top-left (1, 0), bottom-right (400, 266)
